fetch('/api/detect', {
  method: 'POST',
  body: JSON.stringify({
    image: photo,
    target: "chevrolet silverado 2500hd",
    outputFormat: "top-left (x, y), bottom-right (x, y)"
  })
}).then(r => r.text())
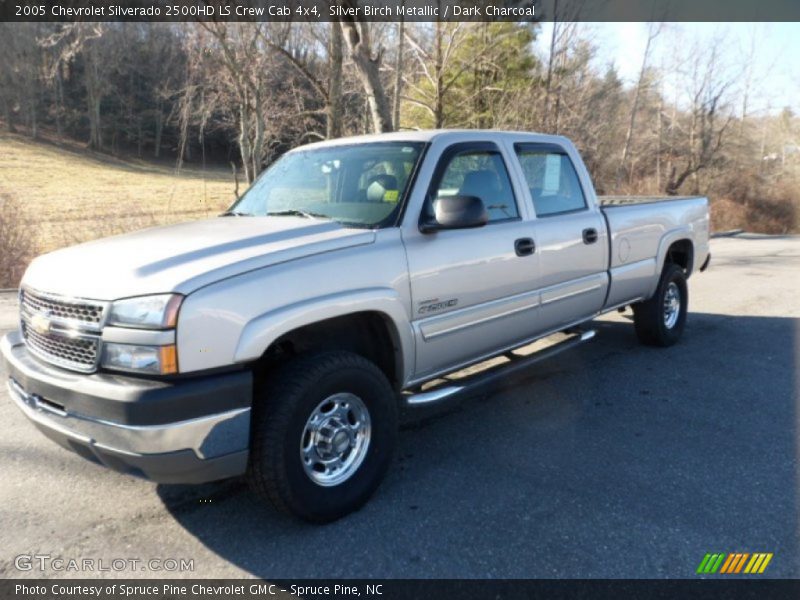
top-left (1, 131), bottom-right (710, 522)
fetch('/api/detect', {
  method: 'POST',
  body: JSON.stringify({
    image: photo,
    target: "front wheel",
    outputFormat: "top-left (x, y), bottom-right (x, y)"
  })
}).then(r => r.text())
top-left (632, 263), bottom-right (688, 347)
top-left (247, 351), bottom-right (398, 523)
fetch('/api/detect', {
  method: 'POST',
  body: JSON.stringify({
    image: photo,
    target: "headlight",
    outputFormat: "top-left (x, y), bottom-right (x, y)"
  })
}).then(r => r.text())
top-left (101, 343), bottom-right (178, 375)
top-left (107, 294), bottom-right (182, 329)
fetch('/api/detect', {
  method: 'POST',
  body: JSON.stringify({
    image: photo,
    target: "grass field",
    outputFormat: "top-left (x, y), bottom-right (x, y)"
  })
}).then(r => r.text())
top-left (0, 132), bottom-right (236, 256)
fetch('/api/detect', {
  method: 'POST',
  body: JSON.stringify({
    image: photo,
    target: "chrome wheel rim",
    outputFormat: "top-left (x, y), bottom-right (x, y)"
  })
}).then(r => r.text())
top-left (663, 282), bottom-right (681, 329)
top-left (300, 393), bottom-right (371, 487)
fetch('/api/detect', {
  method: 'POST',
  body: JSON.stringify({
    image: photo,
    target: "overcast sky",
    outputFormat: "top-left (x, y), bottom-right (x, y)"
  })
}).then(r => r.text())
top-left (535, 22), bottom-right (800, 116)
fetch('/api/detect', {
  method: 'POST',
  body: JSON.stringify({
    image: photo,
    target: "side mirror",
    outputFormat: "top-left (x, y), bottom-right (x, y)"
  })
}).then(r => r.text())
top-left (420, 195), bottom-right (489, 233)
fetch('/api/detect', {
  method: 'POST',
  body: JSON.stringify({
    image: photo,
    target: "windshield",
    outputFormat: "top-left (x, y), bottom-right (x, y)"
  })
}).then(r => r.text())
top-left (228, 142), bottom-right (426, 228)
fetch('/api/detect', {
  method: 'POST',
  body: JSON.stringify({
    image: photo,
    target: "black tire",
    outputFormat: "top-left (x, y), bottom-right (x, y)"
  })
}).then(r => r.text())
top-left (632, 263), bottom-right (688, 347)
top-left (247, 351), bottom-right (398, 523)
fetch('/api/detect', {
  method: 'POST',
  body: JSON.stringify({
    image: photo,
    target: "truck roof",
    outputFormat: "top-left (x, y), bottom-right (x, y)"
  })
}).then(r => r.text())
top-left (296, 129), bottom-right (571, 151)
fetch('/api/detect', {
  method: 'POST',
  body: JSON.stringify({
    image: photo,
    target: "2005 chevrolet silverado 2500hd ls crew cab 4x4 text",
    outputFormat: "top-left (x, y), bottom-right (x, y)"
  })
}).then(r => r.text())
top-left (1, 131), bottom-right (710, 522)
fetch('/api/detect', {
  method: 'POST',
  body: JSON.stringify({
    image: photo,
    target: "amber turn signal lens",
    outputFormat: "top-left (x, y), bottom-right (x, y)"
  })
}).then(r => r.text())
top-left (159, 344), bottom-right (178, 374)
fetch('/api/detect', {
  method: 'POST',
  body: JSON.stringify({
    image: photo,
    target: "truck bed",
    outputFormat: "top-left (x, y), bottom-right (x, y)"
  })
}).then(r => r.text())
top-left (598, 194), bottom-right (710, 308)
top-left (599, 195), bottom-right (703, 207)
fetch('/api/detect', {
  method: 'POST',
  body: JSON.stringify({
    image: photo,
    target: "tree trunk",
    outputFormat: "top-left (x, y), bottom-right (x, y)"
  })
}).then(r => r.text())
top-left (85, 56), bottom-right (103, 150)
top-left (176, 91), bottom-right (192, 170)
top-left (137, 117), bottom-right (143, 157)
top-left (434, 19), bottom-right (444, 128)
top-left (339, 17), bottom-right (393, 133)
top-left (473, 22), bottom-right (490, 129)
top-left (54, 68), bottom-right (64, 140)
top-left (154, 104), bottom-right (163, 158)
top-left (87, 93), bottom-right (102, 150)
top-left (544, 1), bottom-right (559, 130)
top-left (238, 101), bottom-right (254, 183)
top-left (666, 165), bottom-right (697, 196)
top-left (29, 102), bottom-right (38, 140)
top-left (251, 92), bottom-right (266, 179)
top-left (666, 84), bottom-right (678, 187)
top-left (758, 115), bottom-right (768, 174)
top-left (327, 21), bottom-right (343, 139)
top-left (111, 127), bottom-right (119, 156)
top-left (656, 94), bottom-right (663, 191)
top-left (391, 15), bottom-right (405, 130)
top-left (617, 24), bottom-right (658, 188)
top-left (2, 97), bottom-right (14, 133)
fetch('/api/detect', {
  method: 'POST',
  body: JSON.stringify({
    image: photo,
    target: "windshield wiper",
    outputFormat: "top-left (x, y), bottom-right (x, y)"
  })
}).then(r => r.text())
top-left (221, 210), bottom-right (251, 217)
top-left (266, 209), bottom-right (329, 220)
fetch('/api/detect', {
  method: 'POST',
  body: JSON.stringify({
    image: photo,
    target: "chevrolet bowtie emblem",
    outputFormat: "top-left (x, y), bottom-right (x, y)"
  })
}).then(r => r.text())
top-left (29, 312), bottom-right (52, 335)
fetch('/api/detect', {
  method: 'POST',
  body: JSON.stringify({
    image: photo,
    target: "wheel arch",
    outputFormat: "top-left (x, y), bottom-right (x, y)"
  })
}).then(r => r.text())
top-left (664, 238), bottom-right (694, 274)
top-left (234, 289), bottom-right (414, 388)
top-left (646, 230), bottom-right (695, 298)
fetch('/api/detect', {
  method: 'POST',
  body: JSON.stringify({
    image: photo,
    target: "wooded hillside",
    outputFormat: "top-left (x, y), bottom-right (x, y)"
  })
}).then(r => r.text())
top-left (1, 20), bottom-right (797, 269)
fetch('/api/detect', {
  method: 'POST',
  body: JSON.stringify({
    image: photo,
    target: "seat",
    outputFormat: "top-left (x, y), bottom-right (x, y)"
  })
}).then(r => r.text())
top-left (365, 174), bottom-right (399, 203)
top-left (458, 169), bottom-right (500, 203)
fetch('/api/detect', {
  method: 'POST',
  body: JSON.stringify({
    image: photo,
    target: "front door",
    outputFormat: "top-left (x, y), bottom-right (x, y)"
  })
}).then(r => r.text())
top-left (402, 142), bottom-right (541, 380)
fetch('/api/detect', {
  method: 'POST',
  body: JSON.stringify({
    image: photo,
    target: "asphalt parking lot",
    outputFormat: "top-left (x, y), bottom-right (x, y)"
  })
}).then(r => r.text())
top-left (1, 234), bottom-right (798, 579)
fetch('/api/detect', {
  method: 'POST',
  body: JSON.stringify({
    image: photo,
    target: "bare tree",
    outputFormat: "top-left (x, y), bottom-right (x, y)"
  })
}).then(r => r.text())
top-left (0, 194), bottom-right (35, 287)
top-left (543, 0), bottom-right (584, 132)
top-left (0, 24), bottom-right (37, 134)
top-left (1, 21), bottom-right (797, 235)
top-left (403, 21), bottom-right (469, 128)
top-left (327, 22), bottom-right (344, 138)
top-left (664, 40), bottom-right (735, 195)
top-left (193, 23), bottom-right (273, 182)
top-left (616, 22), bottom-right (662, 187)
top-left (40, 24), bottom-right (112, 149)
top-left (392, 12), bottom-right (405, 130)
top-left (337, 2), bottom-right (393, 133)
top-left (259, 23), bottom-right (343, 139)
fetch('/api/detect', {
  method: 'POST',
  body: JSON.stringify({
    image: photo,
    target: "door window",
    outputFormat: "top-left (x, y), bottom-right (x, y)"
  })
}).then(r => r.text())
top-left (434, 151), bottom-right (519, 222)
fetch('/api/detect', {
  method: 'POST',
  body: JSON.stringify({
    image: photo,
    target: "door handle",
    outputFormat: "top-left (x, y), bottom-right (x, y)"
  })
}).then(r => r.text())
top-left (583, 228), bottom-right (598, 244)
top-left (514, 237), bottom-right (536, 257)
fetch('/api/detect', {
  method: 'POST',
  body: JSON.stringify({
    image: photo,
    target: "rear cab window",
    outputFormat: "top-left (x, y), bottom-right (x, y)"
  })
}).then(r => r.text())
top-left (515, 144), bottom-right (587, 217)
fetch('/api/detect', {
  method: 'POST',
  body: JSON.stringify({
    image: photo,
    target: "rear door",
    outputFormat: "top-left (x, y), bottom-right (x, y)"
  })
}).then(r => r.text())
top-left (402, 141), bottom-right (541, 380)
top-left (513, 143), bottom-right (609, 331)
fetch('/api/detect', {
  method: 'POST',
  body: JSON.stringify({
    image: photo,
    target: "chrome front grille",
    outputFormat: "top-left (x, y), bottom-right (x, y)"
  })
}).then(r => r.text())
top-left (22, 325), bottom-right (100, 371)
top-left (21, 288), bottom-right (105, 325)
top-left (20, 288), bottom-right (107, 373)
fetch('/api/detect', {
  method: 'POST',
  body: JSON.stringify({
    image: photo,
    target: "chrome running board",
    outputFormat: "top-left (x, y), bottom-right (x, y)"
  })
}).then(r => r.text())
top-left (404, 329), bottom-right (596, 406)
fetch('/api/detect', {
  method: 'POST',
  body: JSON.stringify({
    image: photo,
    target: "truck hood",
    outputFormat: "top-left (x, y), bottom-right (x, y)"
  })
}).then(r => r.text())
top-left (22, 217), bottom-right (375, 300)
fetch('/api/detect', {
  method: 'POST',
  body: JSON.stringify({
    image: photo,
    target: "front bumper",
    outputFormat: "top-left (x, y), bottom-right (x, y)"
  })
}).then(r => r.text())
top-left (1, 330), bottom-right (252, 484)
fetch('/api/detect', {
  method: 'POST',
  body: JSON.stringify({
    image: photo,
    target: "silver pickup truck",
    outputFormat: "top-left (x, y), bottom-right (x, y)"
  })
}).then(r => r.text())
top-left (1, 130), bottom-right (709, 522)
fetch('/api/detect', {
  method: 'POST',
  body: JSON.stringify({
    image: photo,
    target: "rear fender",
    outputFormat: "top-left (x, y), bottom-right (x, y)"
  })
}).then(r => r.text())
top-left (646, 228), bottom-right (694, 298)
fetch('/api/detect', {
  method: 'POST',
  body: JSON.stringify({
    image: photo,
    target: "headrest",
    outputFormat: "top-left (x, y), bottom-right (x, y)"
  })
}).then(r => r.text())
top-left (366, 174), bottom-right (399, 203)
top-left (459, 169), bottom-right (500, 201)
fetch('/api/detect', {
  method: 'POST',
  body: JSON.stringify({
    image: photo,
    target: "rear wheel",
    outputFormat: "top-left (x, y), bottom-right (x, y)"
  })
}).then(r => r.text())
top-left (632, 263), bottom-right (688, 347)
top-left (247, 351), bottom-right (397, 523)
